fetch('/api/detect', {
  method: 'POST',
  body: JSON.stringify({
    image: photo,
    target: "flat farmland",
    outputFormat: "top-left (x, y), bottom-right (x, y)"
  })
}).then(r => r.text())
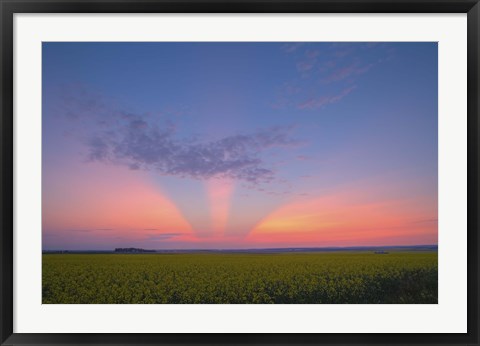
top-left (42, 252), bottom-right (437, 304)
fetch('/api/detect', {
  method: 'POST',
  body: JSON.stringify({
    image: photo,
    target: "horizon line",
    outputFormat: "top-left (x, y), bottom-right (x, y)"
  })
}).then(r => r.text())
top-left (43, 244), bottom-right (438, 252)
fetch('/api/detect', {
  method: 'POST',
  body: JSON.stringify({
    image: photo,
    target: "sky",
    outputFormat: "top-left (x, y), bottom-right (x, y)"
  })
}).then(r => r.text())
top-left (42, 42), bottom-right (438, 250)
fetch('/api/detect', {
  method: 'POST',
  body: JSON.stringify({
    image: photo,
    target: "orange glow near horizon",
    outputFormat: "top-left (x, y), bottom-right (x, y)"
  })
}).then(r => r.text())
top-left (247, 187), bottom-right (437, 247)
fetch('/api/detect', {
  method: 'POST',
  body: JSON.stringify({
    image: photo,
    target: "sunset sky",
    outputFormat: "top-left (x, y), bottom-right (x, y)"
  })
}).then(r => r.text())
top-left (42, 42), bottom-right (437, 250)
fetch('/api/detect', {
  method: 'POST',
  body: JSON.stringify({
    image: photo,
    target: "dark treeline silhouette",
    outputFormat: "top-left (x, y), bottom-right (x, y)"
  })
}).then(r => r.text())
top-left (114, 247), bottom-right (156, 253)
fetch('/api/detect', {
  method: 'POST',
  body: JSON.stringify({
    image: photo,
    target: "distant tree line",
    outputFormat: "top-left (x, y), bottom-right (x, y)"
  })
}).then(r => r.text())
top-left (114, 248), bottom-right (156, 253)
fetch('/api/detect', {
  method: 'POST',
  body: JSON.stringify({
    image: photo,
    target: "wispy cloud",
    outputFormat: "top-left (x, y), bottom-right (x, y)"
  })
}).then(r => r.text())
top-left (305, 49), bottom-right (320, 59)
top-left (274, 43), bottom-right (392, 112)
top-left (297, 86), bottom-right (356, 110)
top-left (323, 62), bottom-right (373, 84)
top-left (281, 43), bottom-right (304, 53)
top-left (296, 49), bottom-right (321, 74)
top-left (70, 228), bottom-right (114, 232)
top-left (145, 233), bottom-right (184, 241)
top-left (296, 155), bottom-right (311, 161)
top-left (297, 60), bottom-right (316, 73)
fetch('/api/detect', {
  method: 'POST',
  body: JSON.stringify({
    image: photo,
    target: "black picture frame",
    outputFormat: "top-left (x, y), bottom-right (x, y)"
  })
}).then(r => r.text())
top-left (1, 0), bottom-right (479, 345)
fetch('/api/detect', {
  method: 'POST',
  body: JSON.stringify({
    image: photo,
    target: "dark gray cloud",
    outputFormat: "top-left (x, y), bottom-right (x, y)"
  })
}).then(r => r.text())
top-left (57, 87), bottom-right (299, 185)
top-left (89, 119), bottom-right (296, 184)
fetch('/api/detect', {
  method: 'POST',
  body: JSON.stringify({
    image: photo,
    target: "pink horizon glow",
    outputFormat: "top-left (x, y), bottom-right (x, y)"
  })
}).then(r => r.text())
top-left (43, 160), bottom-right (437, 250)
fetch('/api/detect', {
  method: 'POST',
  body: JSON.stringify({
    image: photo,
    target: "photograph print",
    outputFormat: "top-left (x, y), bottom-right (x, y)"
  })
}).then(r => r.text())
top-left (42, 42), bottom-right (438, 304)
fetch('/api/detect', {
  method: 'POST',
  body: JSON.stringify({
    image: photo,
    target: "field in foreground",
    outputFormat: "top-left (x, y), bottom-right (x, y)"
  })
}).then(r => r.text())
top-left (42, 252), bottom-right (437, 304)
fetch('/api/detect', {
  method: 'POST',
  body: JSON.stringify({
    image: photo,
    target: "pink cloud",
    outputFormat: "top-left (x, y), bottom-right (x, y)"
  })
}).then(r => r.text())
top-left (296, 155), bottom-right (311, 161)
top-left (324, 63), bottom-right (374, 83)
top-left (305, 49), bottom-right (320, 59)
top-left (297, 86), bottom-right (356, 110)
top-left (297, 60), bottom-right (316, 73)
